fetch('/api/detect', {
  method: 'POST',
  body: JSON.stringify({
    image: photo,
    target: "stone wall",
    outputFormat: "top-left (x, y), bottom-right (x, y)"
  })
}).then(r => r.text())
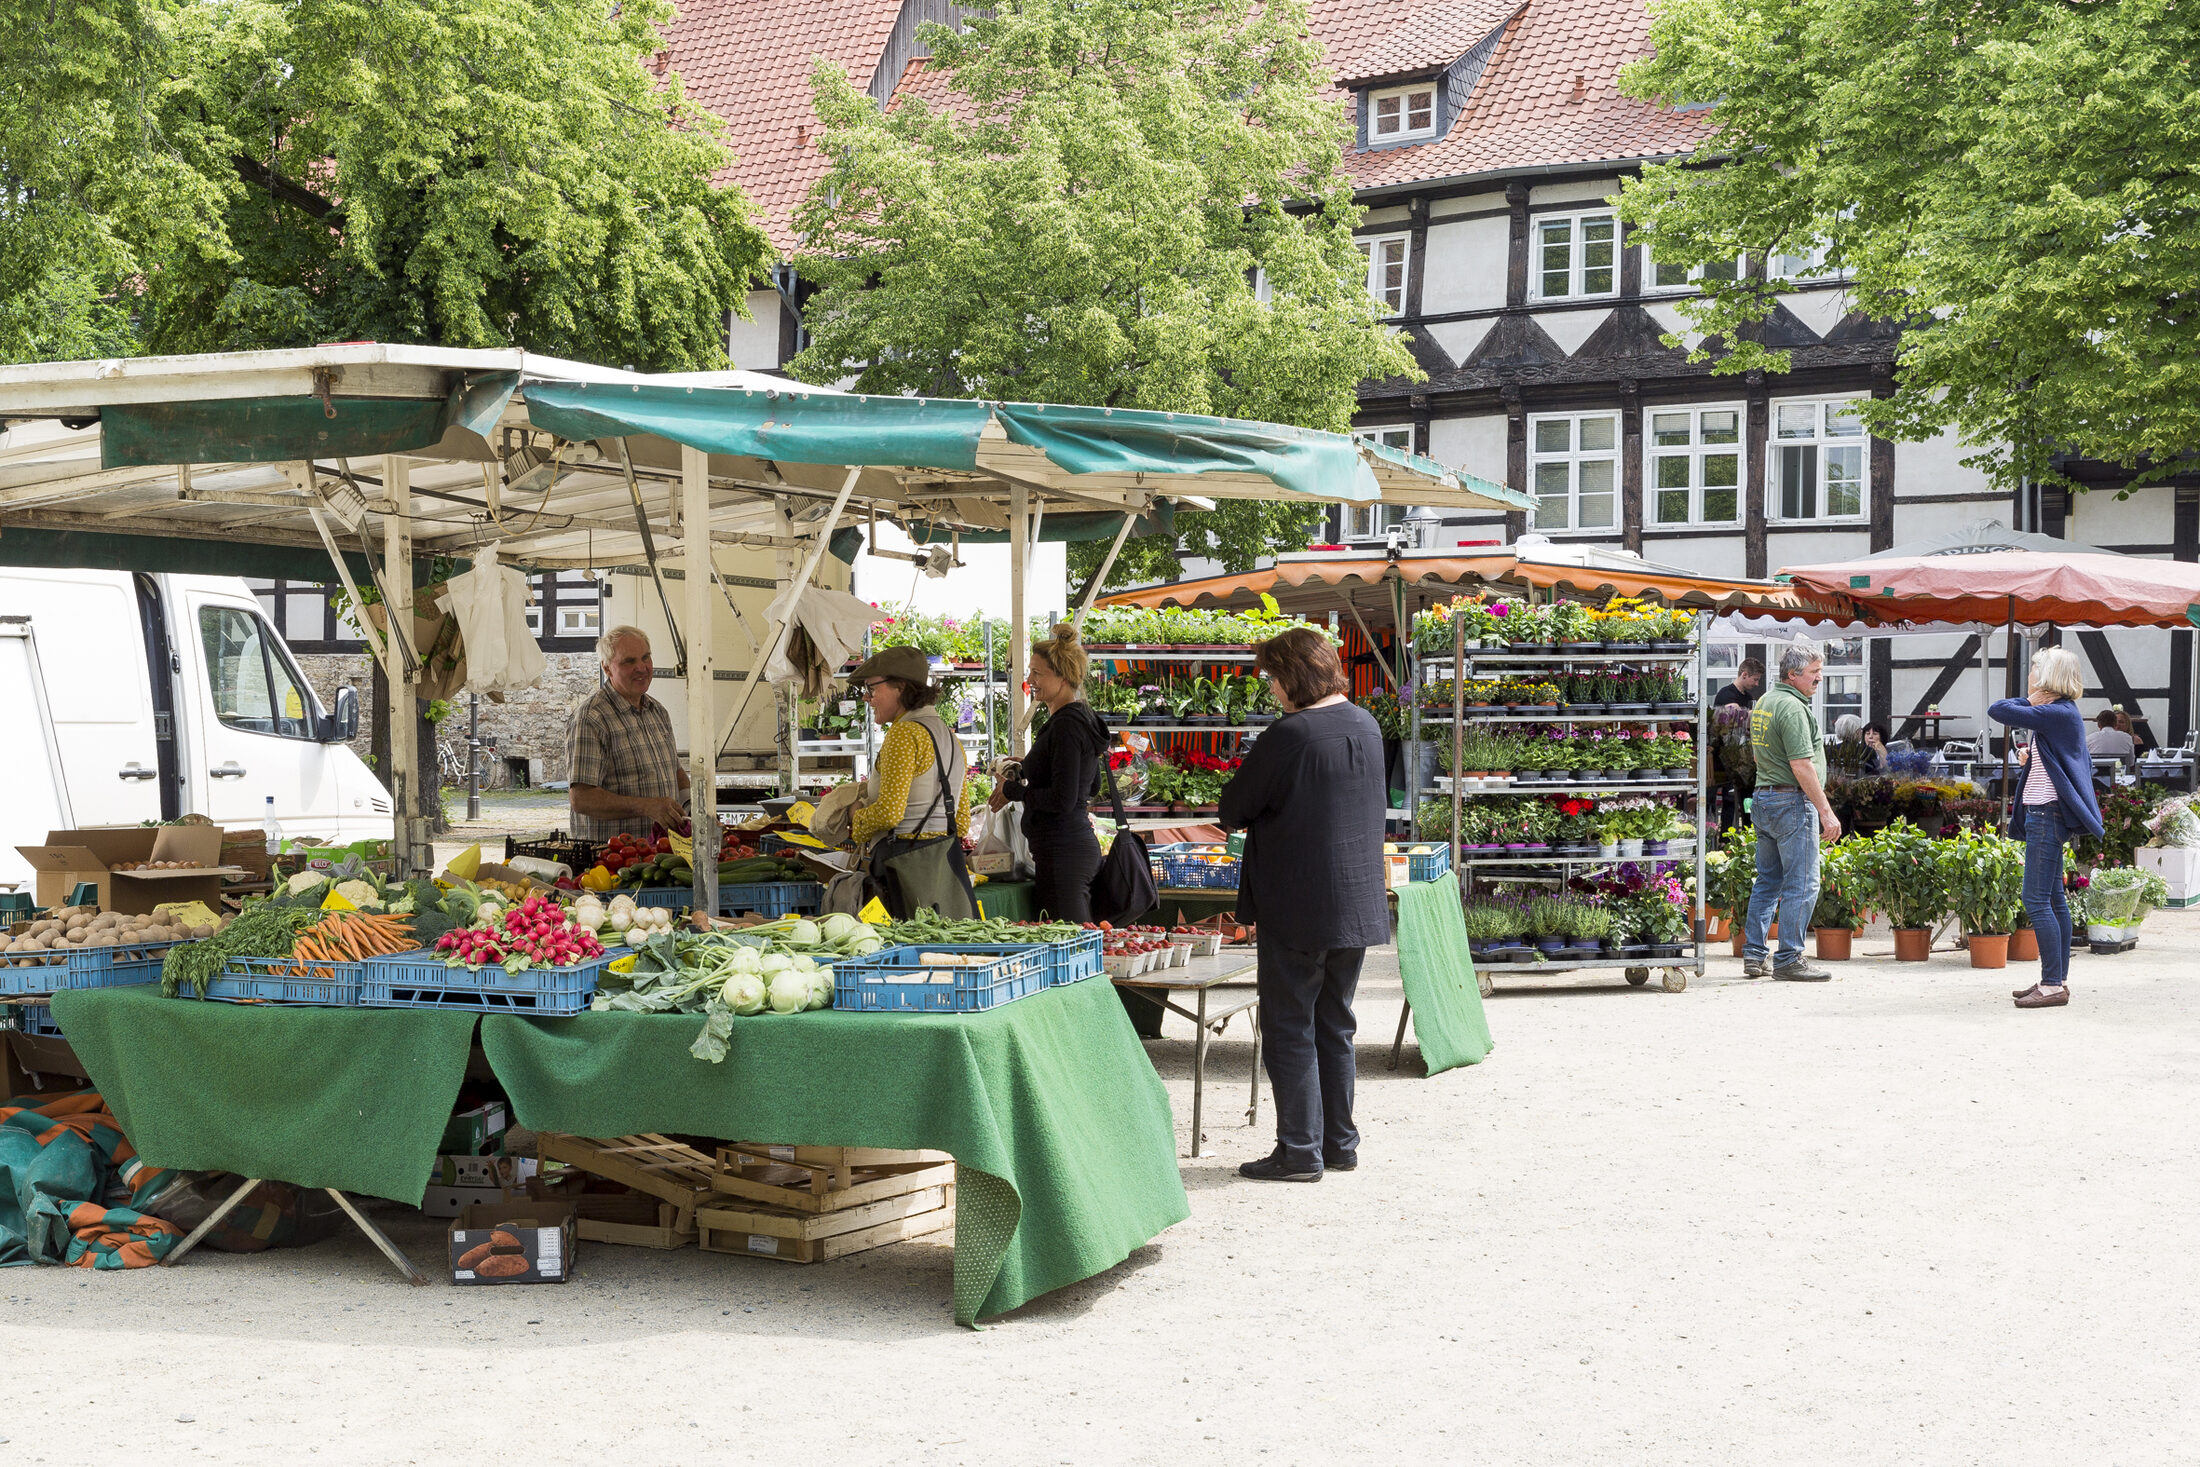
top-left (292, 651), bottom-right (600, 788)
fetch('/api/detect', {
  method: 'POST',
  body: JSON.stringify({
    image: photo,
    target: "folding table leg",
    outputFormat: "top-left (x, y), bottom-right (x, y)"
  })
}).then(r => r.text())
top-left (326, 1189), bottom-right (430, 1286)
top-left (1189, 987), bottom-right (1209, 1159)
top-left (160, 1174), bottom-right (264, 1267)
top-left (1389, 999), bottom-right (1413, 1071)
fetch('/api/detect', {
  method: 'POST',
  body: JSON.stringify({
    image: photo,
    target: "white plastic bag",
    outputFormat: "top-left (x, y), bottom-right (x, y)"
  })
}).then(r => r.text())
top-left (433, 541), bottom-right (545, 693)
top-left (973, 802), bottom-right (1033, 878)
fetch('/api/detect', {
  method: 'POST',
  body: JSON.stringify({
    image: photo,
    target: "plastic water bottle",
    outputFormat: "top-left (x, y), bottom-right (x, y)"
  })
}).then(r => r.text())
top-left (264, 795), bottom-right (283, 860)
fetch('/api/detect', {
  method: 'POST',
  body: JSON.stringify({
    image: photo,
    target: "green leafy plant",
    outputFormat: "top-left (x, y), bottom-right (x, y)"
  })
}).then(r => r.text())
top-left (1809, 843), bottom-right (1868, 931)
top-left (1858, 819), bottom-right (1951, 931)
top-left (1707, 823), bottom-right (1757, 914)
top-left (2084, 864), bottom-right (2169, 927)
top-left (1942, 828), bottom-right (2026, 935)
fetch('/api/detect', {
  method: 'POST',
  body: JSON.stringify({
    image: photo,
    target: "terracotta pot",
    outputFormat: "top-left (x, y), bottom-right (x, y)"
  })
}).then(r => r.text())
top-left (1814, 927), bottom-right (1853, 961)
top-left (1705, 908), bottom-right (1730, 940)
top-left (1892, 928), bottom-right (1932, 962)
top-left (1967, 933), bottom-right (2011, 969)
top-left (2010, 928), bottom-right (2039, 962)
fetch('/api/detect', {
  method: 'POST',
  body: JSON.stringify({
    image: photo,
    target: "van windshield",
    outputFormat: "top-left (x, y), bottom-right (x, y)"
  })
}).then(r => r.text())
top-left (200, 606), bottom-right (313, 739)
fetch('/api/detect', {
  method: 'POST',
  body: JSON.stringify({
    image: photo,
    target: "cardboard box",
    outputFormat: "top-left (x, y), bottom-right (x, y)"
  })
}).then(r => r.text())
top-left (431, 1153), bottom-right (538, 1190)
top-left (448, 1200), bottom-right (577, 1285)
top-left (440, 1101), bottom-right (508, 1155)
top-left (2136, 845), bottom-right (2200, 907)
top-left (12, 826), bottom-right (242, 914)
top-left (423, 1183), bottom-right (510, 1218)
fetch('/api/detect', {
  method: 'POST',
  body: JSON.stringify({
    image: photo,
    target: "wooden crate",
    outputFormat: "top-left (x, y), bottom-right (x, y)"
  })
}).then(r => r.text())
top-left (696, 1184), bottom-right (953, 1265)
top-left (535, 1133), bottom-right (715, 1236)
top-left (561, 1188), bottom-right (696, 1250)
top-left (712, 1143), bottom-right (956, 1216)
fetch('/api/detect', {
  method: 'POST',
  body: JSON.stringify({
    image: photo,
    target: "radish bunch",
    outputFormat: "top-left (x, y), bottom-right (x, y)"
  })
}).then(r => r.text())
top-left (436, 894), bottom-right (607, 973)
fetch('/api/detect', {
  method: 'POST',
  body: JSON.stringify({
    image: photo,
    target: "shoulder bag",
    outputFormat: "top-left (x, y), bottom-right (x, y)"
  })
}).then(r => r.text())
top-left (866, 720), bottom-right (977, 920)
top-left (1089, 758), bottom-right (1158, 927)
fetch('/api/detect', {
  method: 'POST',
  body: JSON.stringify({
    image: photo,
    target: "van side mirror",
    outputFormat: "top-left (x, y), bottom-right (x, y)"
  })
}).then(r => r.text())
top-left (322, 684), bottom-right (360, 743)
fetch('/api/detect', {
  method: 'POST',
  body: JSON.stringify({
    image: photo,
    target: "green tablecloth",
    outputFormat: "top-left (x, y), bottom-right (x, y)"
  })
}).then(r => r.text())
top-left (48, 988), bottom-right (477, 1204)
top-left (48, 979), bottom-right (1188, 1328)
top-left (480, 976), bottom-right (1187, 1325)
top-left (1393, 873), bottom-right (1495, 1076)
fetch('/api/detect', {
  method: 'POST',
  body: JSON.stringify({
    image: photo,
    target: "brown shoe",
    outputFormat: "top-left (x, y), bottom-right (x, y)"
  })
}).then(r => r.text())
top-left (2012, 984), bottom-right (2034, 999)
top-left (2014, 984), bottom-right (2069, 1008)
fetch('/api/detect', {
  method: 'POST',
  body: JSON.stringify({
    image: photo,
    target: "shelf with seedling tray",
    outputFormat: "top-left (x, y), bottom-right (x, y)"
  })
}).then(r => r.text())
top-left (1083, 646), bottom-right (1261, 663)
top-left (1419, 706), bottom-right (1700, 723)
top-left (1420, 646), bottom-right (1698, 665)
top-left (1432, 775), bottom-right (1696, 793)
top-left (1094, 721), bottom-right (1273, 734)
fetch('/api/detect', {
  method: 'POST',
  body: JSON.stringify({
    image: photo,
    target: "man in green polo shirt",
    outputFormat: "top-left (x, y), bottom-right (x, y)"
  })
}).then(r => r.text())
top-left (1744, 645), bottom-right (1842, 980)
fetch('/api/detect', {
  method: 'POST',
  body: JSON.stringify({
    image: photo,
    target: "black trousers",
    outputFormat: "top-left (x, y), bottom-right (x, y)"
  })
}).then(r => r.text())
top-left (1028, 829), bottom-right (1102, 922)
top-left (1255, 943), bottom-right (1363, 1169)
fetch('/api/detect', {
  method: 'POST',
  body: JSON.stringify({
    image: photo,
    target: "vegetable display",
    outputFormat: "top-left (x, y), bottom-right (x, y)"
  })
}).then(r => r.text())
top-left (164, 908), bottom-right (331, 998)
top-left (283, 912), bottom-right (418, 976)
top-left (568, 891), bottom-right (676, 944)
top-left (880, 914), bottom-right (1084, 947)
top-left (6, 907), bottom-right (224, 963)
top-left (434, 894), bottom-right (607, 973)
top-left (592, 930), bottom-right (838, 1063)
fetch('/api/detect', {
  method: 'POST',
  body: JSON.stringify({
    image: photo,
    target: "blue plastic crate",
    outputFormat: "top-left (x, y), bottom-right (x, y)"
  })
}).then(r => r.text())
top-left (1149, 843), bottom-right (1241, 890)
top-left (358, 949), bottom-right (608, 1016)
top-left (11, 1004), bottom-right (62, 1037)
top-left (1386, 842), bottom-right (1452, 883)
top-left (1047, 931), bottom-right (1104, 986)
top-left (630, 886), bottom-right (690, 911)
top-left (719, 881), bottom-right (823, 919)
top-left (831, 944), bottom-right (1048, 1013)
top-left (0, 938), bottom-right (179, 997)
top-left (200, 955), bottom-right (362, 1006)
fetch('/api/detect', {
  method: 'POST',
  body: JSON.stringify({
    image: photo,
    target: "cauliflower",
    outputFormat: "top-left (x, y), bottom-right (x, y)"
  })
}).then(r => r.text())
top-left (333, 880), bottom-right (383, 910)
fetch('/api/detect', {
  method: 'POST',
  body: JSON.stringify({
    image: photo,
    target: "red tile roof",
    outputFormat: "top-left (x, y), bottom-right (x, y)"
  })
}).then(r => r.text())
top-left (1332, 0), bottom-right (1524, 85)
top-left (665, 0), bottom-right (1715, 251)
top-left (1338, 0), bottom-right (1716, 191)
top-left (662, 0), bottom-right (906, 253)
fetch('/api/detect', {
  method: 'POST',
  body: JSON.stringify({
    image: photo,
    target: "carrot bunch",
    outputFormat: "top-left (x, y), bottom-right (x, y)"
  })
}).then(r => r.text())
top-left (285, 912), bottom-right (417, 977)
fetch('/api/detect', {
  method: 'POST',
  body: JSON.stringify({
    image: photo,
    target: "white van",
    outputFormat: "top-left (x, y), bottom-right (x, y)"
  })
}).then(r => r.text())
top-left (0, 570), bottom-right (392, 893)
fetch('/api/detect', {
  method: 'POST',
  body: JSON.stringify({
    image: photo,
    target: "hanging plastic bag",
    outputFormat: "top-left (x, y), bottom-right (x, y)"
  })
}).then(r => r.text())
top-left (972, 801), bottom-right (1033, 878)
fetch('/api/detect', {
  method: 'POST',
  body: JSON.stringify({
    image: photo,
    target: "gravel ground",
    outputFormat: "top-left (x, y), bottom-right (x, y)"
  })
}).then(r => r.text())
top-left (4, 913), bottom-right (2196, 1465)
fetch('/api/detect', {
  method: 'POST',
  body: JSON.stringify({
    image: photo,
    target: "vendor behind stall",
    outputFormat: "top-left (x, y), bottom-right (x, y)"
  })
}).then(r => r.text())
top-left (568, 626), bottom-right (690, 843)
top-left (850, 646), bottom-right (976, 919)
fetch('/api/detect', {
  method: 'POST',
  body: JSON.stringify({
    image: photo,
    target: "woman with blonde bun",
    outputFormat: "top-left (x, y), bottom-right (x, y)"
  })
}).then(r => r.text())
top-left (990, 622), bottom-right (1110, 921)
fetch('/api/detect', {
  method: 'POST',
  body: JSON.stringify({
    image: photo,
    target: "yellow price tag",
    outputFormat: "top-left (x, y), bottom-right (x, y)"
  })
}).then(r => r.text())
top-left (857, 897), bottom-right (890, 925)
top-left (790, 800), bottom-right (818, 829)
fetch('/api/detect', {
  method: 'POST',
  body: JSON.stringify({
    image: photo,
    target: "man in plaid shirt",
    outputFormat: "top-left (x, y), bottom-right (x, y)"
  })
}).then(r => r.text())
top-left (568, 626), bottom-right (690, 843)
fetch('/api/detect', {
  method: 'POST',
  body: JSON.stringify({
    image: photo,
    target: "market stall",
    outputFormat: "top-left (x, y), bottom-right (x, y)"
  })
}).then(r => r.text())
top-left (2, 345), bottom-right (1527, 1315)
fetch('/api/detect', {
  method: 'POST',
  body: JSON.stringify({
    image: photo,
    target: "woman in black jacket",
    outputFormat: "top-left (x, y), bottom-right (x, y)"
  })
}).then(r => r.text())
top-left (1218, 627), bottom-right (1389, 1183)
top-left (990, 622), bottom-right (1109, 921)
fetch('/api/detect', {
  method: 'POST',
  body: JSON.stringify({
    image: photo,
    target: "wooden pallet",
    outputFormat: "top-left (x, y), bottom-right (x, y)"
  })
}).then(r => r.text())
top-left (535, 1133), bottom-right (716, 1236)
top-left (696, 1184), bottom-right (953, 1264)
top-left (713, 1144), bottom-right (956, 1215)
top-left (559, 1189), bottom-right (696, 1250)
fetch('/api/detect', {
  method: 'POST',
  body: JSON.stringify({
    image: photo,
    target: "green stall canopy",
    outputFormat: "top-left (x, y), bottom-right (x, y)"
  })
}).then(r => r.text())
top-left (0, 527), bottom-right (455, 585)
top-left (899, 503), bottom-right (1175, 546)
top-left (100, 371), bottom-right (519, 469)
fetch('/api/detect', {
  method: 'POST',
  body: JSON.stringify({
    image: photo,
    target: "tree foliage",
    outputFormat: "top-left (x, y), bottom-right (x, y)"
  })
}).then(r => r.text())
top-left (788, 0), bottom-right (1420, 583)
top-left (0, 0), bottom-right (771, 368)
top-left (1617, 0), bottom-right (2200, 491)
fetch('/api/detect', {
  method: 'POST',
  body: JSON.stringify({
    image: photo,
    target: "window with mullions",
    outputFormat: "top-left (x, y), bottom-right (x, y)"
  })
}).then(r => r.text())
top-left (1772, 398), bottom-right (1867, 521)
top-left (1533, 212), bottom-right (1617, 300)
top-left (1529, 414), bottom-right (1619, 532)
top-left (1647, 252), bottom-right (1744, 291)
top-left (1817, 636), bottom-right (1865, 735)
top-left (1356, 234), bottom-right (1410, 315)
top-left (1648, 405), bottom-right (1743, 526)
top-left (1368, 84), bottom-right (1437, 142)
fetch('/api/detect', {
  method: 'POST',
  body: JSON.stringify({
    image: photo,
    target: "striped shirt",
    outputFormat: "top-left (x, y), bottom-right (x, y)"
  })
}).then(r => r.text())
top-left (2023, 743), bottom-right (2058, 804)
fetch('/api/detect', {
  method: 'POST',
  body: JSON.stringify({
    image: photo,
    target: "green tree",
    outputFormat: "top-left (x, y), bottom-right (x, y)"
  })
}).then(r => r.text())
top-left (1, 0), bottom-right (771, 369)
top-left (1617, 0), bottom-right (2200, 492)
top-left (788, 0), bottom-right (1419, 584)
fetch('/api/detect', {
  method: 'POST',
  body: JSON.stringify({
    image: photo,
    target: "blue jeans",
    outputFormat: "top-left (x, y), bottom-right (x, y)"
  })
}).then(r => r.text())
top-left (1745, 787), bottom-right (1822, 970)
top-left (2023, 801), bottom-right (2073, 987)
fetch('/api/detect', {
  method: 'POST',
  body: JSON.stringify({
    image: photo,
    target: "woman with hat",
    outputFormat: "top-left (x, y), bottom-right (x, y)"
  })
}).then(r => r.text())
top-left (848, 645), bottom-right (977, 919)
top-left (989, 622), bottom-right (1110, 921)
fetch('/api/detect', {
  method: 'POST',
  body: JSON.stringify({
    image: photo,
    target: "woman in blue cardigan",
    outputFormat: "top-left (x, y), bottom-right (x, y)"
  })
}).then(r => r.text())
top-left (1991, 646), bottom-right (2104, 1008)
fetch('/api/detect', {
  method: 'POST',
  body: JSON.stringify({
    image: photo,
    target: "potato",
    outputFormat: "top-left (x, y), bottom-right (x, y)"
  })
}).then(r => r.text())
top-left (89, 932), bottom-right (118, 947)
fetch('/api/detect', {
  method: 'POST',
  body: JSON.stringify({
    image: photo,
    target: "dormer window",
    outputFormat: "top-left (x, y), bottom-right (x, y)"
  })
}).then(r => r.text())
top-left (1369, 83), bottom-right (1438, 142)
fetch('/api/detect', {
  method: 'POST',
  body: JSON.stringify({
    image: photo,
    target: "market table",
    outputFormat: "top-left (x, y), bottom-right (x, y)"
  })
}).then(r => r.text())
top-left (972, 879), bottom-right (1037, 921)
top-left (50, 979), bottom-right (1188, 1327)
top-left (1112, 953), bottom-right (1260, 1159)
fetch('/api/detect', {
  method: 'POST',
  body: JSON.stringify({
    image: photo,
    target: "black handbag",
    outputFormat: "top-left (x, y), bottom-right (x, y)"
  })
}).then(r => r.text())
top-left (1089, 760), bottom-right (1157, 926)
top-left (866, 720), bottom-right (977, 920)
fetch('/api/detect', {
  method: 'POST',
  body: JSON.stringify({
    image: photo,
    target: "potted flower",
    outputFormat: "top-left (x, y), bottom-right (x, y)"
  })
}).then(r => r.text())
top-left (1809, 843), bottom-right (1867, 960)
top-left (1641, 884), bottom-right (1691, 958)
top-left (1859, 819), bottom-right (1949, 961)
top-left (1567, 901), bottom-right (1612, 957)
top-left (1528, 895), bottom-right (1569, 955)
top-left (1706, 824), bottom-right (1757, 940)
top-left (2082, 864), bottom-right (2169, 945)
top-left (1941, 828), bottom-right (2025, 967)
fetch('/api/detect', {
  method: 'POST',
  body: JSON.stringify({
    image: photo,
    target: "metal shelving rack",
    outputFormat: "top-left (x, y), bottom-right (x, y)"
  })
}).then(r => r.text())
top-left (1417, 614), bottom-right (1710, 993)
top-left (1081, 645), bottom-right (1268, 820)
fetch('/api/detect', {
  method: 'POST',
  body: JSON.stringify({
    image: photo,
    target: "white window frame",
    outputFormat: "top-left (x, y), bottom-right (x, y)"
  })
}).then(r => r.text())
top-left (1644, 250), bottom-right (1747, 293)
top-left (556, 605), bottom-right (601, 637)
top-left (1769, 396), bottom-right (1869, 524)
top-left (1815, 635), bottom-right (1867, 733)
top-left (1531, 211), bottom-right (1619, 301)
top-left (1645, 402), bottom-right (1745, 527)
top-left (1356, 233), bottom-right (1411, 316)
top-left (1367, 83), bottom-right (1439, 142)
top-left (1769, 240), bottom-right (1842, 282)
top-left (1527, 412), bottom-right (1621, 534)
